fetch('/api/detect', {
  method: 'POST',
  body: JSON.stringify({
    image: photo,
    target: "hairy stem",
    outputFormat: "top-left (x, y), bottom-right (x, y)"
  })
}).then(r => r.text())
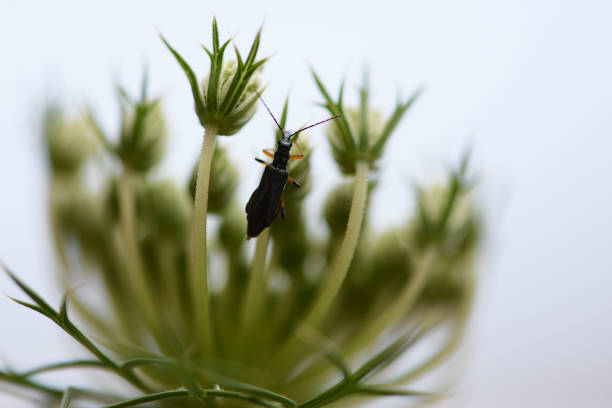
top-left (190, 125), bottom-right (217, 355)
top-left (118, 168), bottom-right (156, 328)
top-left (306, 160), bottom-right (369, 326)
top-left (276, 161), bottom-right (369, 369)
top-left (240, 228), bottom-right (271, 336)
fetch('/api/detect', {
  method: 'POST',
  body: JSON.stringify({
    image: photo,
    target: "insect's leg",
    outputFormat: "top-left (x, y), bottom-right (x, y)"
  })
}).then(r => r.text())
top-left (289, 141), bottom-right (304, 160)
top-left (262, 148), bottom-right (275, 158)
top-left (288, 176), bottom-right (301, 188)
top-left (255, 158), bottom-right (270, 166)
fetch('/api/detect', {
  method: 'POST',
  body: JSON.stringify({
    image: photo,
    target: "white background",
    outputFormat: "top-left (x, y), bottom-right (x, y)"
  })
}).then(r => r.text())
top-left (1, 0), bottom-right (611, 407)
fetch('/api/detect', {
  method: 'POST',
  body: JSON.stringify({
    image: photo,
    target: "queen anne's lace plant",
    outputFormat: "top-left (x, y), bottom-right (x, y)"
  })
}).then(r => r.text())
top-left (1, 18), bottom-right (480, 408)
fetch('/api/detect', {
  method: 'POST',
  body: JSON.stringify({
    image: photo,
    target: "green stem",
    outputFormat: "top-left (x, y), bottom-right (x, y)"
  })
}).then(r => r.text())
top-left (276, 161), bottom-right (369, 372)
top-left (0, 371), bottom-right (63, 398)
top-left (20, 360), bottom-right (106, 377)
top-left (102, 390), bottom-right (189, 408)
top-left (346, 248), bottom-right (435, 355)
top-left (385, 268), bottom-right (475, 386)
top-left (158, 239), bottom-right (182, 328)
top-left (190, 125), bottom-right (218, 355)
top-left (49, 175), bottom-right (69, 269)
top-left (240, 228), bottom-right (271, 335)
top-left (304, 161), bottom-right (369, 327)
top-left (118, 168), bottom-right (156, 327)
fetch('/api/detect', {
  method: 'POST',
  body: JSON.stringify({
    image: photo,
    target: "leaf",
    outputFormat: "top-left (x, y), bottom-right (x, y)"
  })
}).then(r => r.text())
top-left (354, 385), bottom-right (435, 398)
top-left (370, 87), bottom-right (422, 159)
top-left (21, 360), bottom-right (105, 377)
top-left (102, 389), bottom-right (190, 408)
top-left (352, 332), bottom-right (421, 383)
top-left (2, 262), bottom-right (56, 317)
top-left (160, 34), bottom-right (205, 121)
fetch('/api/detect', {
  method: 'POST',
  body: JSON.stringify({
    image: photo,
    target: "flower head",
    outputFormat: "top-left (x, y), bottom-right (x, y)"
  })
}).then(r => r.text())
top-left (313, 70), bottom-right (421, 174)
top-left (161, 18), bottom-right (266, 135)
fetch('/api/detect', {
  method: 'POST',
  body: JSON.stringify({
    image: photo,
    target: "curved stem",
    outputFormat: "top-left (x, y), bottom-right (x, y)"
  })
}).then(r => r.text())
top-left (346, 248), bottom-right (436, 355)
top-left (276, 161), bottom-right (369, 370)
top-left (118, 168), bottom-right (156, 328)
top-left (190, 125), bottom-right (217, 355)
top-left (385, 267), bottom-right (475, 386)
top-left (102, 390), bottom-right (190, 408)
top-left (240, 228), bottom-right (271, 336)
top-left (305, 160), bottom-right (369, 327)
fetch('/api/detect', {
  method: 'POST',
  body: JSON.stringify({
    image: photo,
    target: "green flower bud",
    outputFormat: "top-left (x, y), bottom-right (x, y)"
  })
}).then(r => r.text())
top-left (161, 17), bottom-right (266, 135)
top-left (282, 133), bottom-right (313, 209)
top-left (408, 158), bottom-right (480, 260)
top-left (189, 143), bottom-right (238, 214)
top-left (312, 70), bottom-right (420, 174)
top-left (218, 205), bottom-right (247, 252)
top-left (56, 186), bottom-right (106, 260)
top-left (369, 229), bottom-right (412, 289)
top-left (143, 181), bottom-right (191, 241)
top-left (326, 107), bottom-right (384, 174)
top-left (43, 106), bottom-right (96, 174)
top-left (200, 60), bottom-right (262, 135)
top-left (419, 265), bottom-right (464, 306)
top-left (117, 97), bottom-right (167, 172)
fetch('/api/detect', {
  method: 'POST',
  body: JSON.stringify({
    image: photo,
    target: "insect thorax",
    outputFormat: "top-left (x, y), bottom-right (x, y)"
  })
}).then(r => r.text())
top-left (272, 136), bottom-right (292, 167)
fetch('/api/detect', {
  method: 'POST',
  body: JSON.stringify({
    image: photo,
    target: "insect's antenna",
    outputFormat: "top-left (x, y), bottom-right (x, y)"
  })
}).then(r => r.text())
top-left (255, 90), bottom-right (284, 134)
top-left (289, 115), bottom-right (342, 139)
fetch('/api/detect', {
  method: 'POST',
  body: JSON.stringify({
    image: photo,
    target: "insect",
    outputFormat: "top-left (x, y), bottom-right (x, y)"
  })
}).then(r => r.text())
top-left (246, 95), bottom-right (340, 238)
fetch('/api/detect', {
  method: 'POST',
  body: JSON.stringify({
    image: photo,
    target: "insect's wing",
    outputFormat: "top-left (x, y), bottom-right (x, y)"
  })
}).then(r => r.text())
top-left (246, 166), bottom-right (287, 238)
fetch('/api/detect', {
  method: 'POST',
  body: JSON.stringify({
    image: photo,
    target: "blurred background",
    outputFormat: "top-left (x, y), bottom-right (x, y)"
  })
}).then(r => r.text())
top-left (0, 0), bottom-right (610, 406)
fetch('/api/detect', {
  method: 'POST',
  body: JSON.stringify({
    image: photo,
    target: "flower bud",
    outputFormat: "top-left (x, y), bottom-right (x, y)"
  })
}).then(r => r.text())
top-left (143, 180), bottom-right (191, 241)
top-left (312, 70), bottom-right (420, 175)
top-left (408, 171), bottom-right (480, 259)
top-left (218, 205), bottom-right (247, 252)
top-left (282, 133), bottom-right (313, 209)
top-left (117, 100), bottom-right (167, 172)
top-left (162, 18), bottom-right (266, 135)
top-left (43, 106), bottom-right (96, 174)
top-left (200, 60), bottom-right (262, 135)
top-left (326, 107), bottom-right (384, 174)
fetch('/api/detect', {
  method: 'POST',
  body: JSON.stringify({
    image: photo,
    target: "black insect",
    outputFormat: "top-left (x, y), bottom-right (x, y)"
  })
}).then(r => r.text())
top-left (246, 96), bottom-right (340, 238)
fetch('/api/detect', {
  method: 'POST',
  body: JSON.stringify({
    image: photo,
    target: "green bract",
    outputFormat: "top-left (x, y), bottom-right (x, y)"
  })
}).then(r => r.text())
top-left (161, 18), bottom-right (266, 135)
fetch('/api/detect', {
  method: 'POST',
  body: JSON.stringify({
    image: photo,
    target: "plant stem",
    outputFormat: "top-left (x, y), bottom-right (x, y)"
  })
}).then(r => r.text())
top-left (102, 390), bottom-right (190, 408)
top-left (346, 247), bottom-right (436, 354)
top-left (158, 239), bottom-right (182, 327)
top-left (385, 266), bottom-right (475, 386)
top-left (49, 175), bottom-right (69, 269)
top-left (118, 168), bottom-right (156, 329)
top-left (305, 160), bottom-right (369, 326)
top-left (190, 125), bottom-right (217, 356)
top-left (276, 161), bottom-right (369, 369)
top-left (240, 228), bottom-right (271, 336)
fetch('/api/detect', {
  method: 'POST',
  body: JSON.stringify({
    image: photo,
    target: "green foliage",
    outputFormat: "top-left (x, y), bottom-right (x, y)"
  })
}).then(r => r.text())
top-left (1, 17), bottom-right (482, 408)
